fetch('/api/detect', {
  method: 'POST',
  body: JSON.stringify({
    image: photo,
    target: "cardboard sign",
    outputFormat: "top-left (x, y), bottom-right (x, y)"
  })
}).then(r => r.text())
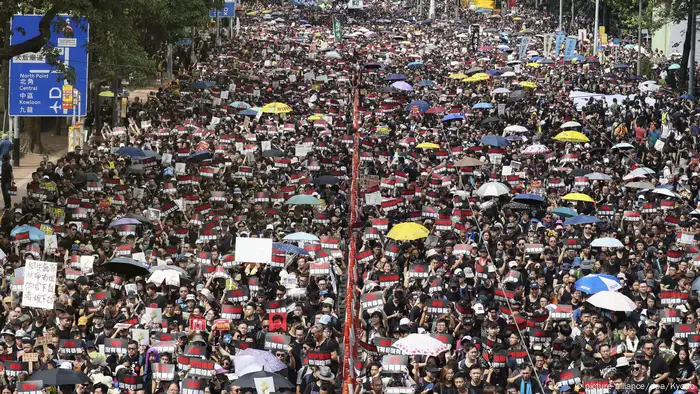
top-left (4, 361), bottom-right (27, 376)
top-left (226, 288), bottom-right (250, 303)
top-left (660, 308), bottom-right (681, 324)
top-left (378, 274), bottom-right (400, 288)
top-left (689, 333), bottom-right (700, 348)
top-left (491, 350), bottom-right (508, 368)
top-left (307, 350), bottom-right (332, 366)
top-left (181, 379), bottom-right (207, 394)
top-left (373, 337), bottom-right (400, 355)
top-left (189, 316), bottom-right (206, 332)
top-left (185, 345), bottom-right (206, 358)
top-left (550, 305), bottom-right (573, 320)
top-left (408, 264), bottom-right (430, 279)
top-left (188, 358), bottom-right (215, 378)
top-left (529, 327), bottom-right (551, 344)
top-left (22, 353), bottom-right (38, 362)
top-left (361, 291), bottom-right (385, 314)
top-left (151, 363), bottom-right (176, 381)
top-left (264, 333), bottom-right (292, 351)
top-left (221, 304), bottom-right (243, 320)
top-left (59, 339), bottom-right (83, 355)
top-left (117, 375), bottom-right (143, 391)
top-left (426, 298), bottom-right (451, 315)
top-left (381, 355), bottom-right (408, 373)
top-left (660, 291), bottom-right (688, 306)
top-left (556, 369), bottom-right (582, 388)
top-left (104, 338), bottom-right (128, 355)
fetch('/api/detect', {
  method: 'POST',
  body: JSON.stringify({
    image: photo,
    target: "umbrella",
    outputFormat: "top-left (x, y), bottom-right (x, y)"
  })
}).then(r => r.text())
top-left (126, 213), bottom-right (153, 225)
top-left (311, 175), bottom-right (341, 185)
top-left (11, 225), bottom-right (46, 241)
top-left (426, 107), bottom-right (445, 114)
top-left (190, 81), bottom-right (216, 89)
top-left (416, 142), bottom-right (440, 149)
top-left (103, 257), bottom-right (150, 277)
top-left (116, 146), bottom-right (147, 157)
top-left (624, 167), bottom-right (656, 180)
top-left (562, 193), bottom-right (595, 203)
top-left (324, 51), bottom-right (341, 59)
top-left (522, 144), bottom-right (549, 155)
top-left (519, 81), bottom-right (537, 89)
top-left (72, 172), bottom-right (100, 184)
top-left (585, 172), bottom-right (613, 181)
top-left (407, 61), bottom-right (424, 69)
top-left (491, 88), bottom-right (511, 94)
top-left (476, 181), bottom-right (510, 197)
top-left (385, 73), bottom-right (408, 81)
top-left (407, 100), bottom-right (430, 113)
top-left (238, 109), bottom-right (259, 116)
top-left (480, 135), bottom-right (510, 147)
top-left (417, 79), bottom-right (436, 87)
top-left (669, 63), bottom-right (680, 70)
top-left (575, 274), bottom-right (622, 294)
top-left (612, 142), bottom-right (635, 150)
top-left (449, 73), bottom-right (468, 79)
top-left (109, 218), bottom-right (142, 227)
top-left (454, 157), bottom-right (486, 167)
top-left (651, 188), bottom-right (681, 199)
top-left (149, 265), bottom-right (189, 276)
top-left (285, 195), bottom-right (322, 205)
top-left (392, 334), bottom-right (450, 356)
top-left (29, 369), bottom-right (89, 386)
top-left (232, 355), bottom-right (263, 376)
top-left (441, 113), bottom-right (464, 123)
top-left (587, 291), bottom-right (636, 312)
top-left (283, 232), bottom-right (320, 242)
top-left (590, 237), bottom-right (624, 248)
top-left (505, 125), bottom-right (529, 133)
top-left (560, 121), bottom-right (582, 128)
top-left (481, 117), bottom-right (501, 125)
top-left (387, 222), bottom-right (430, 241)
top-left (364, 63), bottom-right (383, 69)
top-left (563, 215), bottom-right (600, 225)
top-left (232, 371), bottom-right (294, 390)
top-left (552, 207), bottom-right (578, 218)
top-left (230, 101), bottom-right (251, 109)
top-left (391, 81), bottom-right (413, 91)
top-left (262, 149), bottom-right (285, 158)
top-left (625, 181), bottom-right (655, 189)
top-left (681, 94), bottom-right (696, 100)
top-left (503, 201), bottom-right (531, 210)
top-left (553, 131), bottom-right (589, 143)
top-left (513, 193), bottom-right (545, 204)
top-left (261, 102), bottom-right (292, 114)
top-left (272, 243), bottom-right (310, 255)
top-left (235, 349), bottom-right (287, 372)
top-left (473, 102), bottom-right (493, 109)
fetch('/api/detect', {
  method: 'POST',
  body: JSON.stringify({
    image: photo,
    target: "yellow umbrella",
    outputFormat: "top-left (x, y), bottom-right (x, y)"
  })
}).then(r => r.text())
top-left (562, 193), bottom-right (595, 203)
top-left (553, 131), bottom-right (589, 143)
top-left (307, 114), bottom-right (324, 121)
top-left (387, 222), bottom-right (431, 241)
top-left (246, 11), bottom-right (258, 15)
top-left (449, 73), bottom-right (468, 79)
top-left (261, 102), bottom-right (292, 114)
top-left (525, 62), bottom-right (541, 68)
top-left (376, 127), bottom-right (390, 135)
top-left (262, 9), bottom-right (272, 13)
top-left (416, 142), bottom-right (440, 149)
top-left (519, 81), bottom-right (537, 89)
top-left (513, 16), bottom-right (523, 20)
top-left (472, 73), bottom-right (490, 79)
top-left (99, 91), bottom-right (115, 97)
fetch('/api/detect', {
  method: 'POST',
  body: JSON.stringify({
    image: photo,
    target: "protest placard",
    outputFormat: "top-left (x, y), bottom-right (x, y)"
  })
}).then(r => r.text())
top-left (22, 260), bottom-right (57, 309)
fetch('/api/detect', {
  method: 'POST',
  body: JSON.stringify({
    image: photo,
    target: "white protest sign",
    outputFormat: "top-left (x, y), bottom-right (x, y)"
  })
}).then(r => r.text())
top-left (365, 191), bottom-right (382, 206)
top-left (132, 329), bottom-right (150, 346)
top-left (295, 145), bottom-right (313, 157)
top-left (261, 141), bottom-right (271, 151)
top-left (235, 237), bottom-right (273, 264)
top-left (80, 255), bottom-right (95, 276)
top-left (220, 91), bottom-right (229, 100)
top-left (132, 252), bottom-right (146, 262)
top-left (22, 260), bottom-right (57, 309)
top-left (44, 235), bottom-right (58, 254)
top-left (254, 377), bottom-right (275, 394)
top-left (133, 188), bottom-right (145, 200)
top-left (161, 153), bottom-right (173, 166)
top-left (175, 163), bottom-right (186, 175)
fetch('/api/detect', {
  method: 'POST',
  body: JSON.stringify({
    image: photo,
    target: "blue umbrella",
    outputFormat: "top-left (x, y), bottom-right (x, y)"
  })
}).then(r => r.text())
top-left (238, 109), bottom-right (259, 116)
top-left (417, 79), bottom-right (435, 87)
top-left (475, 7), bottom-right (492, 13)
top-left (384, 73), bottom-right (408, 81)
top-left (187, 151), bottom-right (213, 162)
top-left (485, 69), bottom-right (502, 75)
top-left (272, 242), bottom-right (310, 256)
top-left (407, 100), bottom-right (430, 113)
top-left (473, 102), bottom-right (493, 110)
top-left (552, 207), bottom-right (578, 218)
top-left (364, 63), bottom-right (383, 69)
top-left (575, 274), bottom-right (622, 294)
top-left (681, 94), bottom-right (696, 100)
top-left (669, 63), bottom-right (681, 70)
top-left (441, 113), bottom-right (464, 123)
top-left (563, 215), bottom-right (600, 226)
top-left (299, 19), bottom-right (310, 24)
top-left (407, 61), bottom-right (424, 69)
top-left (116, 146), bottom-right (147, 157)
top-left (11, 225), bottom-right (45, 241)
top-left (513, 193), bottom-right (545, 203)
top-left (190, 81), bottom-right (216, 90)
top-left (230, 101), bottom-right (251, 109)
top-left (480, 135), bottom-right (509, 147)
top-left (614, 63), bottom-right (630, 69)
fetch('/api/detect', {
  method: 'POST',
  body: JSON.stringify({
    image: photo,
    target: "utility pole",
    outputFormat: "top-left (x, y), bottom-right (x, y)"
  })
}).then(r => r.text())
top-left (690, 0), bottom-right (697, 96)
top-left (636, 0), bottom-right (642, 76)
top-left (559, 0), bottom-right (563, 31)
top-left (167, 44), bottom-right (174, 82)
top-left (111, 73), bottom-right (119, 127)
top-left (593, 0), bottom-right (599, 56)
top-left (429, 0), bottom-right (435, 20)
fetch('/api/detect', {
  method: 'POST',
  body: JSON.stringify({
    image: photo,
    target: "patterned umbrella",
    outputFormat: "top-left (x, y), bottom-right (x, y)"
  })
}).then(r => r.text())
top-left (235, 349), bottom-right (287, 372)
top-left (392, 334), bottom-right (449, 356)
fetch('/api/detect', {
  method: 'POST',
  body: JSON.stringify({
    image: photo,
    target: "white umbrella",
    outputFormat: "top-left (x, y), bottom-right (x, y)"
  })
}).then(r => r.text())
top-left (638, 80), bottom-right (660, 92)
top-left (623, 167), bottom-right (655, 181)
top-left (504, 125), bottom-right (528, 133)
top-left (283, 232), bottom-right (320, 242)
top-left (585, 172), bottom-right (613, 181)
top-left (587, 291), bottom-right (636, 312)
top-left (560, 121), bottom-right (581, 129)
top-left (232, 355), bottom-right (264, 376)
top-left (324, 51), bottom-right (342, 59)
top-left (500, 71), bottom-right (516, 77)
top-left (651, 188), bottom-right (681, 199)
top-left (590, 237), bottom-right (624, 248)
top-left (612, 142), bottom-right (635, 150)
top-left (476, 181), bottom-right (510, 197)
top-left (491, 87), bottom-right (511, 94)
top-left (148, 270), bottom-right (181, 286)
top-left (522, 144), bottom-right (550, 155)
top-left (392, 334), bottom-right (450, 356)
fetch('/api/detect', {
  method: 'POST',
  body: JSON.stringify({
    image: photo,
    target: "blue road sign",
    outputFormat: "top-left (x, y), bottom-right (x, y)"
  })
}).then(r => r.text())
top-left (209, 2), bottom-right (235, 17)
top-left (9, 15), bottom-right (89, 117)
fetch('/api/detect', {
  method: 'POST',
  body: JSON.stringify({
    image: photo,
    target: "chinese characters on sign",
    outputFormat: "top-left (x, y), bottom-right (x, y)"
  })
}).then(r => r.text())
top-left (21, 260), bottom-right (57, 309)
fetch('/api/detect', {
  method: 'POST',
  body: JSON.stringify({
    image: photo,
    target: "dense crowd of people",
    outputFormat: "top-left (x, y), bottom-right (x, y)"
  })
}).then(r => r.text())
top-left (0, 1), bottom-right (699, 394)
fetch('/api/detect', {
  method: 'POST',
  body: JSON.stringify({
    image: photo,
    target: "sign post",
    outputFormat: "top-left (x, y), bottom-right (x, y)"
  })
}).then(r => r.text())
top-left (333, 18), bottom-right (342, 43)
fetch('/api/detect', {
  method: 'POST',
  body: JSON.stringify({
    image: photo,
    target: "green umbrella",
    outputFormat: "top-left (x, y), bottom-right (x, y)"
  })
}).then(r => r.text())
top-left (285, 195), bottom-right (322, 205)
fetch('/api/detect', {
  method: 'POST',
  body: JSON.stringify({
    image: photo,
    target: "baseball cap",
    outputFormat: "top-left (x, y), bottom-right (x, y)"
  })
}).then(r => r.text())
top-left (399, 318), bottom-right (411, 326)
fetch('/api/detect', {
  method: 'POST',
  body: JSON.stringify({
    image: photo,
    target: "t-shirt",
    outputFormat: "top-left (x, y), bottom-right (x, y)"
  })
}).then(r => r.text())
top-left (1, 162), bottom-right (12, 184)
top-left (147, 295), bottom-right (168, 309)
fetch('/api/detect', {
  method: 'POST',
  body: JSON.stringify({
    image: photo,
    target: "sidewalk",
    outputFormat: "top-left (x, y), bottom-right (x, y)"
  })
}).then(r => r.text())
top-left (13, 134), bottom-right (69, 204)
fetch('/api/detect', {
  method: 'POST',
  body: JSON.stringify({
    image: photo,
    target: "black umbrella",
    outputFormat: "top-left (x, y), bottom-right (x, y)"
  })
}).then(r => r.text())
top-left (466, 67), bottom-right (484, 74)
top-left (509, 90), bottom-right (527, 100)
top-left (503, 201), bottom-right (531, 210)
top-left (29, 369), bottom-right (89, 386)
top-left (127, 164), bottom-right (144, 175)
top-left (312, 175), bottom-right (341, 185)
top-left (262, 149), bottom-right (285, 158)
top-left (72, 172), bottom-right (100, 184)
top-left (103, 257), bottom-right (150, 277)
top-left (481, 117), bottom-right (501, 125)
top-left (692, 276), bottom-right (700, 291)
top-left (126, 213), bottom-right (153, 225)
top-left (571, 168), bottom-right (592, 177)
top-left (231, 371), bottom-right (294, 390)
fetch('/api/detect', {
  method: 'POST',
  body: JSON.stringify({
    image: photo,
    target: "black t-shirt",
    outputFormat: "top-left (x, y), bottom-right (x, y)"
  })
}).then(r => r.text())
top-left (164, 313), bottom-right (184, 328)
top-left (649, 356), bottom-right (669, 381)
top-left (597, 358), bottom-right (617, 378)
top-left (1, 162), bottom-right (12, 184)
top-left (468, 382), bottom-right (484, 394)
top-left (147, 295), bottom-right (168, 309)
